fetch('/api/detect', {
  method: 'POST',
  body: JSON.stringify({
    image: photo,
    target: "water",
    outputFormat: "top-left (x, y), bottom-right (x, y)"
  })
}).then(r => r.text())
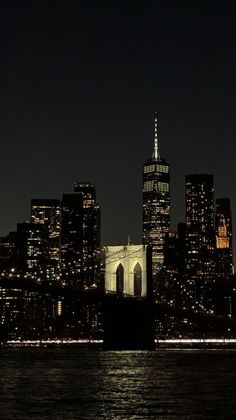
top-left (0, 348), bottom-right (236, 419)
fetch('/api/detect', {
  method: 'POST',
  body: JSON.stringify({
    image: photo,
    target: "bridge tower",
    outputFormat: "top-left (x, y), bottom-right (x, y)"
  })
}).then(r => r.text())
top-left (103, 245), bottom-right (155, 350)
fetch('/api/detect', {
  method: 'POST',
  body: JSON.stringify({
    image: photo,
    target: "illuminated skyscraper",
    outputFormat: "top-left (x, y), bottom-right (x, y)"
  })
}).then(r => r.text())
top-left (61, 182), bottom-right (100, 288)
top-left (31, 199), bottom-right (61, 280)
top-left (16, 222), bottom-right (49, 277)
top-left (142, 113), bottom-right (170, 278)
top-left (215, 198), bottom-right (233, 278)
top-left (185, 174), bottom-right (215, 307)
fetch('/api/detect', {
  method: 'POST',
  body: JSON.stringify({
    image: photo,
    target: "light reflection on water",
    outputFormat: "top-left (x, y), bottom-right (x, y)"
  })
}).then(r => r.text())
top-left (0, 349), bottom-right (236, 419)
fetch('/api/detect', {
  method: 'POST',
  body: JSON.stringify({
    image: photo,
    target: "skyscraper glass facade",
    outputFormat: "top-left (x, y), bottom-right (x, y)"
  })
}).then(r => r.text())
top-left (143, 114), bottom-right (170, 276)
top-left (185, 174), bottom-right (215, 306)
top-left (61, 182), bottom-right (100, 288)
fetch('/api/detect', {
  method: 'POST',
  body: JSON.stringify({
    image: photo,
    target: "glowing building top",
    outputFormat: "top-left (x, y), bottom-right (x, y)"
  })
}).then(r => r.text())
top-left (152, 112), bottom-right (160, 161)
top-left (143, 113), bottom-right (170, 275)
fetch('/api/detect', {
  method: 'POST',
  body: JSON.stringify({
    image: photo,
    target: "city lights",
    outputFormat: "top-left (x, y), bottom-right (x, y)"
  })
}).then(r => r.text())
top-left (0, 115), bottom-right (235, 346)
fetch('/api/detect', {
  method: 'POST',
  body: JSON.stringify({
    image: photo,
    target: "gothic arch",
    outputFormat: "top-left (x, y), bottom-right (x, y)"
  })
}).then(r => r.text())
top-left (134, 262), bottom-right (142, 296)
top-left (116, 263), bottom-right (124, 296)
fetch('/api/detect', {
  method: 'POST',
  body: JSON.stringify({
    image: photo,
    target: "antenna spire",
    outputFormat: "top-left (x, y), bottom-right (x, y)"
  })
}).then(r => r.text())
top-left (152, 112), bottom-right (160, 160)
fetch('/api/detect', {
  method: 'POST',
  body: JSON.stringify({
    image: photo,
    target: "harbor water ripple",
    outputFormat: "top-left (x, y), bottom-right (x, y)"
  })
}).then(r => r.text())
top-left (0, 348), bottom-right (236, 419)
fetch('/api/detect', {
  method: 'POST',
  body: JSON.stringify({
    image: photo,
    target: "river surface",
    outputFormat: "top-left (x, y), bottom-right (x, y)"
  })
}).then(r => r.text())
top-left (0, 348), bottom-right (235, 419)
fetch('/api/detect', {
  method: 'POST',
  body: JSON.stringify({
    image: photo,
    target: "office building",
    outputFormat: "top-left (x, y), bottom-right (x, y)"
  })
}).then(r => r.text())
top-left (185, 174), bottom-right (216, 307)
top-left (0, 232), bottom-right (17, 273)
top-left (16, 222), bottom-right (49, 277)
top-left (215, 198), bottom-right (233, 279)
top-left (31, 199), bottom-right (61, 280)
top-left (143, 113), bottom-right (170, 280)
top-left (61, 182), bottom-right (100, 288)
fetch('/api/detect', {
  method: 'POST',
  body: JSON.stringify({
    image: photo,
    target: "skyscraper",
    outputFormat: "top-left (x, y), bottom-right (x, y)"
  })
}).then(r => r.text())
top-left (0, 232), bottom-right (17, 273)
top-left (185, 174), bottom-right (215, 307)
top-left (16, 222), bottom-right (49, 277)
top-left (61, 182), bottom-right (100, 288)
top-left (31, 199), bottom-right (61, 280)
top-left (143, 113), bottom-right (170, 279)
top-left (215, 198), bottom-right (233, 279)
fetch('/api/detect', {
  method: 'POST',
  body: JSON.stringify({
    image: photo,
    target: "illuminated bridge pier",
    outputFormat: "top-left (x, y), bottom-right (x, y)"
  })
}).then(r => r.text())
top-left (103, 245), bottom-right (155, 350)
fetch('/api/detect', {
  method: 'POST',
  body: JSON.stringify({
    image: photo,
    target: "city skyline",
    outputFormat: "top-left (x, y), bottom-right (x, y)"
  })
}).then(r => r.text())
top-left (0, 2), bottom-right (236, 248)
top-left (1, 116), bottom-right (235, 261)
top-left (1, 4), bottom-right (236, 419)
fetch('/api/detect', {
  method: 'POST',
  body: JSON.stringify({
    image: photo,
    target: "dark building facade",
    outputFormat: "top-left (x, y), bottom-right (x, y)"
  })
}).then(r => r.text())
top-left (160, 231), bottom-right (179, 304)
top-left (214, 199), bottom-right (234, 319)
top-left (61, 182), bottom-right (100, 288)
top-left (0, 232), bottom-right (17, 273)
top-left (159, 225), bottom-right (187, 307)
top-left (185, 174), bottom-right (216, 308)
top-left (31, 199), bottom-right (61, 281)
top-left (143, 113), bottom-right (170, 281)
top-left (16, 222), bottom-right (49, 277)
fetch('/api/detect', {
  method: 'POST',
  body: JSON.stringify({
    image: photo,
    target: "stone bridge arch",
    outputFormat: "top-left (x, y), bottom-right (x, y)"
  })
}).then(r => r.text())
top-left (133, 262), bottom-right (142, 296)
top-left (116, 263), bottom-right (124, 296)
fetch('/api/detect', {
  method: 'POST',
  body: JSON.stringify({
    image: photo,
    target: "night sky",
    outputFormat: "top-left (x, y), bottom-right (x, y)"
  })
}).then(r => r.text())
top-left (1, 1), bottom-right (236, 252)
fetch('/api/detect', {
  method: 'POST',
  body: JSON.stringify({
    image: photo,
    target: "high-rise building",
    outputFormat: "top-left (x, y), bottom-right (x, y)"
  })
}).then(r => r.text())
top-left (160, 231), bottom-right (179, 303)
top-left (215, 198), bottom-right (233, 279)
top-left (16, 222), bottom-right (49, 277)
top-left (143, 113), bottom-right (170, 279)
top-left (61, 182), bottom-right (100, 288)
top-left (160, 226), bottom-right (187, 306)
top-left (0, 232), bottom-right (17, 273)
top-left (185, 174), bottom-right (215, 307)
top-left (31, 199), bottom-right (61, 280)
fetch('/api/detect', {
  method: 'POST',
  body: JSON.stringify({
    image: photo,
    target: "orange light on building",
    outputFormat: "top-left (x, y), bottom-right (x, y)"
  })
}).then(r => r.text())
top-left (216, 215), bottom-right (229, 249)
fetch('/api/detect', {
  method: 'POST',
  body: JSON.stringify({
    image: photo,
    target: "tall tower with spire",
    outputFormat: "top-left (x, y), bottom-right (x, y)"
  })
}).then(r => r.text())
top-left (143, 113), bottom-right (170, 279)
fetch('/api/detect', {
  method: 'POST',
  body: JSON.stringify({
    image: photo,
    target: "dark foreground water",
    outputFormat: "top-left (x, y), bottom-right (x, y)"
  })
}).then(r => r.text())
top-left (0, 349), bottom-right (236, 419)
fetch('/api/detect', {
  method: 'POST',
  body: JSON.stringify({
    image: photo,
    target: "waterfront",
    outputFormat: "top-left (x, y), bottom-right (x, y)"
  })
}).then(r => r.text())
top-left (0, 349), bottom-right (236, 419)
